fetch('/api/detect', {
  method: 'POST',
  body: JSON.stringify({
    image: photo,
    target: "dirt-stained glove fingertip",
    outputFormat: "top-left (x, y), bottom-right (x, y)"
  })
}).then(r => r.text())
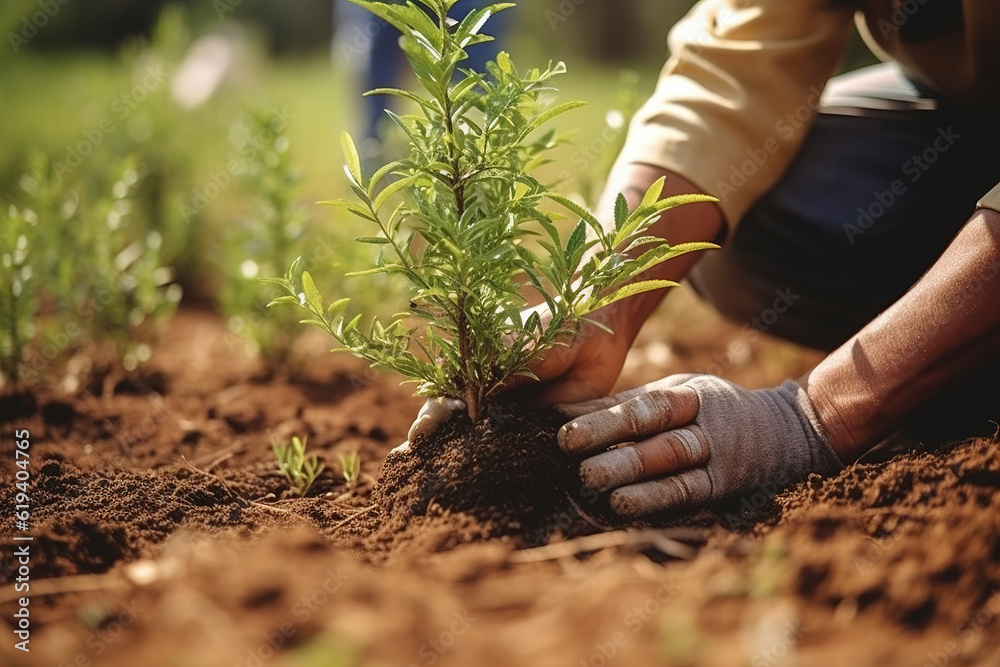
top-left (578, 459), bottom-right (610, 492)
top-left (557, 421), bottom-right (584, 453)
top-left (608, 488), bottom-right (644, 516)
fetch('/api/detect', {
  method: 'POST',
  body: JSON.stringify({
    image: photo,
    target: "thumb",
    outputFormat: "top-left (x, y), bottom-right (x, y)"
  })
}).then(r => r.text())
top-left (407, 397), bottom-right (465, 442)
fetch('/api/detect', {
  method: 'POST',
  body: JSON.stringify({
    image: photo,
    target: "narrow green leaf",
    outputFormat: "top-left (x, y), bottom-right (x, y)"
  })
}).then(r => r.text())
top-left (545, 192), bottom-right (604, 241)
top-left (346, 266), bottom-right (397, 277)
top-left (580, 316), bottom-right (614, 335)
top-left (627, 241), bottom-right (719, 278)
top-left (266, 295), bottom-right (300, 308)
top-left (319, 198), bottom-right (376, 221)
top-left (373, 175), bottom-right (416, 212)
top-left (519, 101), bottom-right (586, 141)
top-left (588, 279), bottom-right (680, 312)
top-left (449, 74), bottom-right (482, 103)
top-left (301, 271), bottom-right (323, 313)
top-left (613, 193), bottom-right (628, 232)
top-left (363, 88), bottom-right (436, 111)
top-left (496, 50), bottom-right (513, 74)
top-left (565, 219), bottom-right (587, 273)
top-left (639, 176), bottom-right (666, 209)
top-left (327, 298), bottom-right (351, 322)
top-left (621, 235), bottom-right (666, 253)
top-left (347, 0), bottom-right (411, 33)
top-left (367, 160), bottom-right (405, 198)
top-left (340, 131), bottom-right (363, 185)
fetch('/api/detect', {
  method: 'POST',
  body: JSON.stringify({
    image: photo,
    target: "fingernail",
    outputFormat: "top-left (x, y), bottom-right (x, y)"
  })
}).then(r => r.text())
top-left (389, 441), bottom-right (411, 456)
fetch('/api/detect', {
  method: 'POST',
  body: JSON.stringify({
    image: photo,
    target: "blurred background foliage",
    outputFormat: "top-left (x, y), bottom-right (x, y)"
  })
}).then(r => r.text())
top-left (0, 0), bottom-right (874, 385)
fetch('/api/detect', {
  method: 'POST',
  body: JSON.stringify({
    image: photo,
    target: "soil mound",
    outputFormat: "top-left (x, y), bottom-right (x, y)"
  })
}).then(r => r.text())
top-left (359, 405), bottom-right (598, 556)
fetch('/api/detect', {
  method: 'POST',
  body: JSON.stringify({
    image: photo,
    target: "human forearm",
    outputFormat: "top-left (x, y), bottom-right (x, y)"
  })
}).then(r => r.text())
top-left (804, 206), bottom-right (1000, 462)
top-left (596, 162), bottom-right (724, 340)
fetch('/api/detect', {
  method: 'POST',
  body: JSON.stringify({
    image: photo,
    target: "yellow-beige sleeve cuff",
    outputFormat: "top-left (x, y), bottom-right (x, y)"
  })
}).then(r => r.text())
top-left (977, 181), bottom-right (1000, 214)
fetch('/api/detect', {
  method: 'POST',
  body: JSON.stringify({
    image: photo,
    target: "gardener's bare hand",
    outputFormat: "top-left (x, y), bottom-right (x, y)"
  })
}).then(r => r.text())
top-left (509, 165), bottom-right (722, 406)
top-left (558, 375), bottom-right (844, 516)
top-left (507, 303), bottom-right (635, 405)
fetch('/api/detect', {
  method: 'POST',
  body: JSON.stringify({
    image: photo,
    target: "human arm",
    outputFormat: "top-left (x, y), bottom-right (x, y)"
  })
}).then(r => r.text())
top-left (560, 189), bottom-right (1000, 514)
top-left (518, 0), bottom-right (856, 402)
top-left (805, 184), bottom-right (1000, 462)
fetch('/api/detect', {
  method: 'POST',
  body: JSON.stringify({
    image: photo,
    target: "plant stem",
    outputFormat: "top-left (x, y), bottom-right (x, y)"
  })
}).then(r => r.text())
top-left (456, 303), bottom-right (480, 421)
top-left (437, 6), bottom-right (480, 420)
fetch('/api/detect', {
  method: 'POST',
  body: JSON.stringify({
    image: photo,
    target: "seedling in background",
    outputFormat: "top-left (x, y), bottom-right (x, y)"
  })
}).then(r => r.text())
top-left (1, 154), bottom-right (181, 386)
top-left (79, 158), bottom-right (182, 369)
top-left (0, 205), bottom-right (36, 384)
top-left (338, 451), bottom-right (362, 487)
top-left (220, 109), bottom-right (308, 366)
top-left (272, 436), bottom-right (325, 497)
top-left (267, 0), bottom-right (716, 421)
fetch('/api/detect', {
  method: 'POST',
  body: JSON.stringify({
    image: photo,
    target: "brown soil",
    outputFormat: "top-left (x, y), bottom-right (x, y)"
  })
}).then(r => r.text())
top-left (1, 308), bottom-right (999, 667)
top-left (367, 405), bottom-right (596, 553)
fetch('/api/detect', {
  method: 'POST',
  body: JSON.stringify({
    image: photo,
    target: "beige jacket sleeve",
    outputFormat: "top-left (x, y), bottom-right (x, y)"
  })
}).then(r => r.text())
top-left (978, 182), bottom-right (1000, 214)
top-left (616, 0), bottom-right (855, 228)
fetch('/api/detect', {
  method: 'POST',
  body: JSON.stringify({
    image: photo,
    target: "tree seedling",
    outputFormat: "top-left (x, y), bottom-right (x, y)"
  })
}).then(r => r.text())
top-left (220, 109), bottom-right (309, 366)
top-left (272, 436), bottom-right (325, 497)
top-left (267, 0), bottom-right (716, 421)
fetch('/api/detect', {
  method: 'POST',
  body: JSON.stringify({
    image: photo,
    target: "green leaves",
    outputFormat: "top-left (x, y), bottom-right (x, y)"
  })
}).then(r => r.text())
top-left (613, 193), bottom-right (628, 231)
top-left (267, 0), bottom-right (717, 420)
top-left (271, 436), bottom-right (324, 497)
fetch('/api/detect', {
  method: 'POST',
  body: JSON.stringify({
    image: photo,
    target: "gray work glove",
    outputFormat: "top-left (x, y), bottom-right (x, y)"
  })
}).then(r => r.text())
top-left (559, 375), bottom-right (844, 516)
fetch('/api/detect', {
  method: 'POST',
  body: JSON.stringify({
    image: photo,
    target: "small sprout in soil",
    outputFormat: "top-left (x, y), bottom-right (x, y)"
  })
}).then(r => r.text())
top-left (272, 436), bottom-right (324, 497)
top-left (266, 0), bottom-right (717, 422)
top-left (338, 451), bottom-right (362, 487)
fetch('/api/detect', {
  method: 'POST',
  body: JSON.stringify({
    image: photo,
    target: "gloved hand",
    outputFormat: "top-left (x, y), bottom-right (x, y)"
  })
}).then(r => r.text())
top-left (389, 397), bottom-right (466, 456)
top-left (558, 375), bottom-right (844, 516)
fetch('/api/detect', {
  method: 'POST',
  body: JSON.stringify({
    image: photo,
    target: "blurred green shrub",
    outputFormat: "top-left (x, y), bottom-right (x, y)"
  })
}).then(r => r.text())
top-left (218, 108), bottom-right (309, 366)
top-left (1, 154), bottom-right (182, 386)
top-left (217, 107), bottom-right (404, 370)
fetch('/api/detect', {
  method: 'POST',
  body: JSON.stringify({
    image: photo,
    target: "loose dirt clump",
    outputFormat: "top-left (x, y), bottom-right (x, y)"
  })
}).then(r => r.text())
top-left (357, 405), bottom-right (599, 557)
